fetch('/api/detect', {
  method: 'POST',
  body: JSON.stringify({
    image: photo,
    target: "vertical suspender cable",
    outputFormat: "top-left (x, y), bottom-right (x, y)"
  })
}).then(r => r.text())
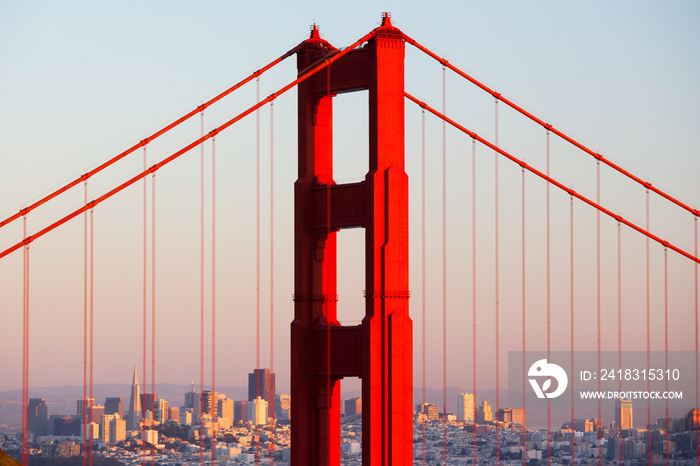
top-left (471, 138), bottom-right (477, 466)
top-left (89, 208), bottom-right (94, 466)
top-left (84, 182), bottom-right (88, 466)
top-left (570, 195), bottom-right (575, 462)
top-left (212, 136), bottom-right (217, 464)
top-left (212, 134), bottom-right (218, 465)
top-left (546, 129), bottom-right (551, 466)
top-left (325, 64), bottom-right (332, 466)
top-left (494, 97), bottom-right (500, 466)
top-left (617, 221), bottom-right (622, 464)
top-left (596, 160), bottom-right (601, 466)
top-left (695, 215), bottom-right (699, 466)
top-left (22, 216), bottom-right (28, 466)
top-left (617, 221), bottom-right (622, 359)
top-left (646, 189), bottom-right (651, 465)
top-left (441, 64), bottom-right (447, 466)
top-left (256, 76), bottom-right (261, 466)
top-left (521, 168), bottom-right (526, 466)
top-left (421, 108), bottom-right (426, 466)
top-left (151, 173), bottom-right (156, 466)
top-left (325, 172), bottom-right (331, 466)
top-left (269, 102), bottom-right (275, 465)
top-left (199, 110), bottom-right (205, 466)
top-left (142, 147), bottom-right (148, 466)
top-left (546, 130), bottom-right (550, 354)
top-left (664, 247), bottom-right (669, 466)
top-left (25, 221), bottom-right (30, 466)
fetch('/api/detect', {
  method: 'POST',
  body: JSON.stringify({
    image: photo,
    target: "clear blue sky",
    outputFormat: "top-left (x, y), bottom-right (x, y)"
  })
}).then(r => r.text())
top-left (1, 1), bottom-right (699, 419)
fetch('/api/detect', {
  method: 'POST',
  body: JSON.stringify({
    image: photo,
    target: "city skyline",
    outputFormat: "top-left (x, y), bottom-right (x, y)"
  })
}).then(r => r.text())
top-left (8, 362), bottom-right (699, 464)
top-left (5, 364), bottom-right (693, 432)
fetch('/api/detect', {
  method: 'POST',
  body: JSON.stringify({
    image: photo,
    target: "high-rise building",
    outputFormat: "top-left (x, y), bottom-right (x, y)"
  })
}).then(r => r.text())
top-left (218, 398), bottom-right (233, 421)
top-left (104, 397), bottom-right (123, 418)
top-left (275, 394), bottom-right (291, 420)
top-left (76, 397), bottom-right (94, 419)
top-left (184, 382), bottom-right (199, 410)
top-left (91, 405), bottom-right (105, 424)
top-left (108, 416), bottom-right (126, 443)
top-left (573, 418), bottom-right (595, 432)
top-left (345, 398), bottom-right (362, 416)
top-left (615, 399), bottom-right (633, 430)
top-left (155, 398), bottom-right (168, 423)
top-left (101, 414), bottom-right (118, 442)
top-left (248, 368), bottom-right (275, 409)
top-left (179, 410), bottom-right (192, 426)
top-left (140, 393), bottom-right (158, 416)
top-left (201, 390), bottom-right (217, 417)
top-left (247, 396), bottom-right (268, 425)
top-left (127, 365), bottom-right (142, 430)
top-left (418, 403), bottom-right (439, 421)
top-left (475, 401), bottom-right (492, 423)
top-left (510, 408), bottom-right (525, 426)
top-left (76, 398), bottom-right (103, 423)
top-left (234, 401), bottom-right (248, 422)
top-left (169, 406), bottom-right (180, 423)
top-left (457, 393), bottom-right (475, 422)
top-left (497, 408), bottom-right (522, 423)
top-left (28, 398), bottom-right (48, 436)
top-left (52, 416), bottom-right (81, 436)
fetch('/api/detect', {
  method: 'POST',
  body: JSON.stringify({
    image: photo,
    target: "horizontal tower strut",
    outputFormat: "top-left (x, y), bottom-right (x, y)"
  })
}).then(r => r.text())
top-left (0, 30), bottom-right (378, 261)
top-left (0, 44), bottom-right (304, 230)
top-left (403, 34), bottom-right (700, 218)
top-left (405, 91), bottom-right (700, 266)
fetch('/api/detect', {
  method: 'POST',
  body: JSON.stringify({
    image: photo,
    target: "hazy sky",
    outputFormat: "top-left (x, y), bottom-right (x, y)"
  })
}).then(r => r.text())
top-left (1, 0), bottom-right (699, 414)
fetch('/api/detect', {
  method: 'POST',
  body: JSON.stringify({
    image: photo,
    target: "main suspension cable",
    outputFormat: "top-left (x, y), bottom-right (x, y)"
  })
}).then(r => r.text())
top-left (0, 29), bottom-right (377, 261)
top-left (402, 34), bottom-right (700, 218)
top-left (405, 93), bottom-right (700, 266)
top-left (0, 46), bottom-right (303, 231)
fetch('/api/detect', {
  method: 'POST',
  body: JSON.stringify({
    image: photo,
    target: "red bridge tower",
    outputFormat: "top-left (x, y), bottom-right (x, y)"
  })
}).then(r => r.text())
top-left (291, 14), bottom-right (413, 466)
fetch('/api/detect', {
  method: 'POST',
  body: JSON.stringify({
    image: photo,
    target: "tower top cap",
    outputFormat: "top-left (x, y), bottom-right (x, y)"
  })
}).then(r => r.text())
top-left (309, 23), bottom-right (320, 39)
top-left (381, 12), bottom-right (392, 26)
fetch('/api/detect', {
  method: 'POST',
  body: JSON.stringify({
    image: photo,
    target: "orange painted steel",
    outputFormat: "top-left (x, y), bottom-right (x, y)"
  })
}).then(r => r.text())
top-left (403, 34), bottom-right (700, 218)
top-left (406, 92), bottom-right (700, 266)
top-left (0, 46), bottom-right (302, 230)
top-left (0, 30), bottom-right (376, 261)
top-left (292, 14), bottom-right (412, 466)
